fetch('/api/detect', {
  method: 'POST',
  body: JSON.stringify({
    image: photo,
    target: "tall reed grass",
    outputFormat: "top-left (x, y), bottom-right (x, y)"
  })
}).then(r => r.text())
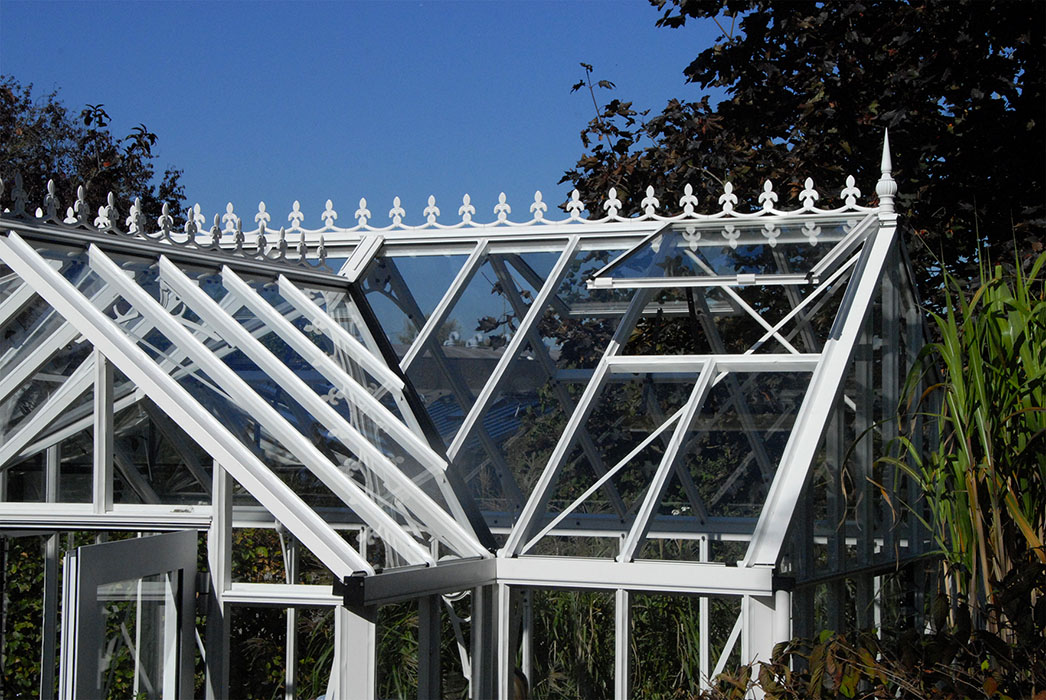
top-left (886, 250), bottom-right (1045, 610)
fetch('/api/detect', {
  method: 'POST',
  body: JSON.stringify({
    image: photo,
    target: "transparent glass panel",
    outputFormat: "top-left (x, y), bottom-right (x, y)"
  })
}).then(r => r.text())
top-left (360, 254), bottom-right (468, 358)
top-left (112, 400), bottom-right (212, 506)
top-left (602, 217), bottom-right (867, 281)
top-left (94, 572), bottom-right (174, 700)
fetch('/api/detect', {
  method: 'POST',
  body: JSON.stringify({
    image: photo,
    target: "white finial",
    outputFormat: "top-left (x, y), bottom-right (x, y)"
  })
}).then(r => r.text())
top-left (875, 128), bottom-right (897, 214)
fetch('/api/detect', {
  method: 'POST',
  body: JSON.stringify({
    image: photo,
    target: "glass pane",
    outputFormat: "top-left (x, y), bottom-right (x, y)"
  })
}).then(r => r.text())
top-left (95, 572), bottom-right (174, 700)
top-left (360, 254), bottom-right (468, 359)
top-left (603, 217), bottom-right (868, 281)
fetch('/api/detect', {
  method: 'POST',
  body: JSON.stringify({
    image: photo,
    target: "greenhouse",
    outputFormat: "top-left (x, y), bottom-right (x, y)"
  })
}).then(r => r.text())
top-left (0, 137), bottom-right (931, 699)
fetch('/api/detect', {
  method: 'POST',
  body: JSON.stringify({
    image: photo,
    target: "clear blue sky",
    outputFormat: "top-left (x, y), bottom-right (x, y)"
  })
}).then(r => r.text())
top-left (1, 1), bottom-right (719, 227)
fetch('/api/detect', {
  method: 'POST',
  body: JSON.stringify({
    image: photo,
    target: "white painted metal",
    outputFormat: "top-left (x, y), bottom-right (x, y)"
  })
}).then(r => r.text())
top-left (615, 588), bottom-right (631, 700)
top-left (0, 354), bottom-right (94, 468)
top-left (400, 238), bottom-right (488, 372)
top-left (447, 236), bottom-right (580, 460)
top-left (1, 140), bottom-right (920, 699)
top-left (742, 221), bottom-right (897, 568)
top-left (276, 274), bottom-right (404, 391)
top-left (618, 361), bottom-right (716, 562)
top-left (220, 266), bottom-right (448, 484)
top-left (92, 350), bottom-right (113, 513)
top-left (0, 232), bottom-right (372, 577)
top-left (503, 287), bottom-right (655, 556)
top-left (87, 244), bottom-right (432, 567)
top-left (159, 257), bottom-right (486, 560)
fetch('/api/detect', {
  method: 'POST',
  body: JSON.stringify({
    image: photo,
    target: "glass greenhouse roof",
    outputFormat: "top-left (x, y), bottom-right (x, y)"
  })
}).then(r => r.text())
top-left (589, 214), bottom-right (876, 289)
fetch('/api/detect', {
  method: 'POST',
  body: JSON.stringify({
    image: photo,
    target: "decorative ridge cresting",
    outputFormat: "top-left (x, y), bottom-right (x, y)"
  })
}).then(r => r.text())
top-left (0, 173), bottom-right (879, 259)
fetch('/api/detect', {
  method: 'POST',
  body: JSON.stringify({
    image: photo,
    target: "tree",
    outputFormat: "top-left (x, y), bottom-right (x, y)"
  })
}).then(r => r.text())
top-left (0, 75), bottom-right (184, 226)
top-left (563, 0), bottom-right (1045, 297)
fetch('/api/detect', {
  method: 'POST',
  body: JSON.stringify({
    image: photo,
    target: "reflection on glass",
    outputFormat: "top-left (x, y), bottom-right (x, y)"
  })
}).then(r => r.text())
top-left (94, 572), bottom-right (174, 700)
top-left (604, 218), bottom-right (865, 280)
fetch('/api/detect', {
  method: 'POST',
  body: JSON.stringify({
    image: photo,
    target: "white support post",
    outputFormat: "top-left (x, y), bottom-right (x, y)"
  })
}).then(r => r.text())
top-left (470, 585), bottom-right (499, 700)
top-left (92, 349), bottom-right (113, 514)
top-left (284, 535), bottom-right (298, 700)
top-left (773, 589), bottom-right (791, 645)
top-left (699, 536), bottom-right (710, 690)
top-left (615, 589), bottom-right (631, 700)
top-left (40, 445), bottom-right (60, 700)
top-left (328, 607), bottom-right (376, 700)
top-left (205, 462), bottom-right (231, 700)
top-left (520, 590), bottom-right (533, 691)
top-left (741, 594), bottom-right (776, 667)
top-left (496, 583), bottom-right (512, 700)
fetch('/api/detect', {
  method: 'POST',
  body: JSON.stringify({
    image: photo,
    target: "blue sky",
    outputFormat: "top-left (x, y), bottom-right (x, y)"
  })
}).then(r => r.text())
top-left (1, 1), bottom-right (719, 227)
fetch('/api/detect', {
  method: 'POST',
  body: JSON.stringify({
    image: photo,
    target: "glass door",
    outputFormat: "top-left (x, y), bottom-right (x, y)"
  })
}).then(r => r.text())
top-left (58, 530), bottom-right (197, 700)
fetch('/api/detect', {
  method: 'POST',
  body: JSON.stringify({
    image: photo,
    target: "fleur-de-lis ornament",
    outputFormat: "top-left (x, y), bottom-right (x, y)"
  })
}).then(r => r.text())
top-left (288, 200), bottom-right (305, 230)
top-left (603, 188), bottom-right (622, 219)
top-left (321, 199), bottom-right (337, 229)
top-left (388, 196), bottom-right (405, 226)
top-left (718, 183), bottom-right (737, 213)
top-left (355, 198), bottom-right (371, 227)
top-left (530, 191), bottom-right (547, 221)
top-left (758, 180), bottom-right (778, 212)
top-left (459, 194), bottom-right (476, 224)
top-left (566, 190), bottom-right (584, 220)
top-left (799, 178), bottom-right (819, 210)
top-left (840, 175), bottom-right (861, 208)
top-left (680, 183), bottom-right (699, 215)
top-left (494, 192), bottom-right (511, 222)
top-left (423, 195), bottom-right (440, 225)
top-left (641, 186), bottom-right (659, 218)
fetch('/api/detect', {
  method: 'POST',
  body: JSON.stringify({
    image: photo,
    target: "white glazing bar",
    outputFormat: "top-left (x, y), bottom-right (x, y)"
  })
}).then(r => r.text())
top-left (0, 277), bottom-right (36, 329)
top-left (618, 361), bottom-right (716, 562)
top-left (745, 254), bottom-right (859, 354)
top-left (161, 258), bottom-right (485, 559)
top-left (0, 354), bottom-right (94, 468)
top-left (521, 407), bottom-right (686, 554)
top-left (448, 236), bottom-right (581, 460)
top-left (338, 233), bottom-right (384, 283)
top-left (589, 273), bottom-right (812, 289)
top-left (0, 232), bottom-right (372, 577)
top-left (205, 462), bottom-right (231, 700)
top-left (222, 267), bottom-right (446, 478)
top-left (807, 213), bottom-right (877, 280)
top-left (710, 612), bottom-right (743, 680)
top-left (683, 250), bottom-right (802, 354)
top-left (40, 445), bottom-right (60, 700)
top-left (87, 248), bottom-right (432, 567)
top-left (399, 239), bottom-right (488, 372)
top-left (0, 286), bottom-right (118, 404)
top-left (18, 389), bottom-right (144, 461)
top-left (489, 256), bottom-right (627, 516)
top-left (742, 222), bottom-right (897, 567)
top-left (606, 354), bottom-right (820, 374)
top-left (502, 287), bottom-right (655, 556)
top-left (277, 275), bottom-right (404, 392)
top-left (330, 297), bottom-right (426, 436)
top-left (699, 536), bottom-right (710, 690)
